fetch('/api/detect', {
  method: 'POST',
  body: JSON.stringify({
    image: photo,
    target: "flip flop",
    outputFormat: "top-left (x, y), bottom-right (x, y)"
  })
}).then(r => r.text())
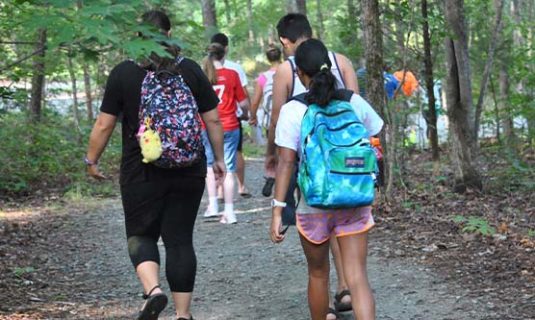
top-left (137, 285), bottom-right (168, 320)
top-left (326, 307), bottom-right (339, 320)
top-left (239, 192), bottom-right (253, 198)
top-left (334, 289), bottom-right (352, 312)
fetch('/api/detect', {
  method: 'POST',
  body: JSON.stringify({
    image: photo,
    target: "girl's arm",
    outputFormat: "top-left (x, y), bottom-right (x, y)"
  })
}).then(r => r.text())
top-left (248, 80), bottom-right (264, 126)
top-left (270, 146), bottom-right (297, 243)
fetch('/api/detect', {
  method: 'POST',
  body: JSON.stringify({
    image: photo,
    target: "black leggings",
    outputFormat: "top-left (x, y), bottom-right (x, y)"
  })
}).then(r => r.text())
top-left (121, 176), bottom-right (205, 292)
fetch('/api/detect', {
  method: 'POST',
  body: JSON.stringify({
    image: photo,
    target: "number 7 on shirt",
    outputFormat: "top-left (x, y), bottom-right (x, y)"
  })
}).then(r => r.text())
top-left (213, 85), bottom-right (226, 101)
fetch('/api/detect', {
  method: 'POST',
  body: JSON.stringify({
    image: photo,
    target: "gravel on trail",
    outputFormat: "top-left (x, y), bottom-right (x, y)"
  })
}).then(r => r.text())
top-left (0, 159), bottom-right (500, 320)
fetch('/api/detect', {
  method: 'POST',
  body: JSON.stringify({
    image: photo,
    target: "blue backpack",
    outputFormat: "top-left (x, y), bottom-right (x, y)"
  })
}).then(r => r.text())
top-left (295, 90), bottom-right (377, 209)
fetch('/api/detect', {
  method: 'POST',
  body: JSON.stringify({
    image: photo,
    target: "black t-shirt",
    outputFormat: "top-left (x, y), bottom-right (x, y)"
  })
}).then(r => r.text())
top-left (100, 58), bottom-right (219, 185)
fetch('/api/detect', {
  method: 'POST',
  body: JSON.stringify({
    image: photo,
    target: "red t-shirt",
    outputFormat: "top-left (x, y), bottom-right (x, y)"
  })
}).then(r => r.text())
top-left (212, 68), bottom-right (246, 131)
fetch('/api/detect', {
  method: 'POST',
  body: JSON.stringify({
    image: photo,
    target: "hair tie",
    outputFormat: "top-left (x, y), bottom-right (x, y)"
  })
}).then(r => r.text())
top-left (320, 64), bottom-right (329, 71)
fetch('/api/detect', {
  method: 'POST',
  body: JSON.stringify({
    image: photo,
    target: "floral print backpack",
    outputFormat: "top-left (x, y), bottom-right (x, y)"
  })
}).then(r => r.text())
top-left (136, 56), bottom-right (203, 168)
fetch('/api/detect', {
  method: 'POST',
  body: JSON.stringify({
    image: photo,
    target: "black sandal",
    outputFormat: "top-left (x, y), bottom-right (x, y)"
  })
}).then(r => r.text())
top-left (177, 316), bottom-right (194, 320)
top-left (334, 289), bottom-right (352, 312)
top-left (326, 307), bottom-right (340, 320)
top-left (137, 285), bottom-right (168, 320)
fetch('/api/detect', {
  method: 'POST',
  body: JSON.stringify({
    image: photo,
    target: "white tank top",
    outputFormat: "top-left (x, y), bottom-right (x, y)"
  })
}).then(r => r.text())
top-left (287, 51), bottom-right (346, 99)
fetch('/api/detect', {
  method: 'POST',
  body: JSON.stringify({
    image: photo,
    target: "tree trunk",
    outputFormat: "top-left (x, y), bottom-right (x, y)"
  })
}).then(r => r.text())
top-left (498, 63), bottom-right (514, 145)
top-left (83, 63), bottom-right (93, 120)
top-left (223, 0), bottom-right (232, 25)
top-left (67, 54), bottom-right (81, 134)
top-left (246, 0), bottom-right (255, 44)
top-left (29, 28), bottom-right (47, 123)
top-left (444, 0), bottom-right (482, 192)
top-left (201, 0), bottom-right (217, 31)
top-left (296, 0), bottom-right (307, 15)
top-left (362, 0), bottom-right (390, 198)
top-left (474, 0), bottom-right (505, 141)
top-left (421, 0), bottom-right (440, 162)
top-left (286, 0), bottom-right (306, 14)
top-left (315, 0), bottom-right (325, 40)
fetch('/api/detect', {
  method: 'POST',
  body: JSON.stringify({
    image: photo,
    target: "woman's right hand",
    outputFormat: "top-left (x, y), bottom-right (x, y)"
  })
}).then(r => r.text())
top-left (212, 160), bottom-right (227, 185)
top-left (87, 165), bottom-right (106, 180)
top-left (270, 209), bottom-right (285, 243)
top-left (248, 115), bottom-right (258, 126)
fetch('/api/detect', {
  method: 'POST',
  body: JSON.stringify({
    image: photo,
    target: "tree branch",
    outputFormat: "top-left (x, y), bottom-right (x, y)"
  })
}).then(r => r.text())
top-left (0, 47), bottom-right (45, 72)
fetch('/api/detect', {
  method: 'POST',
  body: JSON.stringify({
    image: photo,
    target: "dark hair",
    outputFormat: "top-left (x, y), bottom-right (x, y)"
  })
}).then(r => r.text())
top-left (140, 10), bottom-right (181, 74)
top-left (202, 43), bottom-right (226, 84)
top-left (276, 13), bottom-right (312, 43)
top-left (266, 45), bottom-right (282, 63)
top-left (295, 39), bottom-right (335, 107)
top-left (210, 33), bottom-right (229, 48)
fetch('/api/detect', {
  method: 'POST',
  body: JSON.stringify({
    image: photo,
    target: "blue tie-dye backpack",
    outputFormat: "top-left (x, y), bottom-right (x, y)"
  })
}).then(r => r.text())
top-left (295, 90), bottom-right (377, 209)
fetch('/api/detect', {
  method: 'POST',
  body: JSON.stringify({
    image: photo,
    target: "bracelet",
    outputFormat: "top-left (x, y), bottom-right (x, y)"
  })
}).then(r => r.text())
top-left (84, 157), bottom-right (98, 166)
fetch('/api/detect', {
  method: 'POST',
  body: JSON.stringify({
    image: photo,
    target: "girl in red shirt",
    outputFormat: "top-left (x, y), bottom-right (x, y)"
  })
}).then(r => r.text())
top-left (202, 43), bottom-right (248, 224)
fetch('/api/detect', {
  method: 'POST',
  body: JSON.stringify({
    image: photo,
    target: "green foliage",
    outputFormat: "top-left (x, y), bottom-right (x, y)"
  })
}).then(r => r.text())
top-left (12, 266), bottom-right (35, 278)
top-left (453, 215), bottom-right (496, 236)
top-left (0, 112), bottom-right (121, 196)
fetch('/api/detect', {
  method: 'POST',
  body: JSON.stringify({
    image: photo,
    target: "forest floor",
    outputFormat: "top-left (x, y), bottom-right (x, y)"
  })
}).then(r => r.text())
top-left (0, 150), bottom-right (534, 320)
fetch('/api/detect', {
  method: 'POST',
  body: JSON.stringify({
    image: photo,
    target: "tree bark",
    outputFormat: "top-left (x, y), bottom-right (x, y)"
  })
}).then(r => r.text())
top-left (29, 28), bottom-right (47, 123)
top-left (246, 0), bottom-right (255, 44)
top-left (421, 0), bottom-right (439, 162)
top-left (474, 0), bottom-right (505, 140)
top-left (201, 0), bottom-right (217, 31)
top-left (223, 0), bottom-right (232, 25)
top-left (362, 0), bottom-right (390, 197)
top-left (444, 0), bottom-right (482, 191)
top-left (286, 0), bottom-right (306, 14)
top-left (498, 63), bottom-right (514, 145)
top-left (82, 63), bottom-right (93, 120)
top-left (315, 0), bottom-right (325, 40)
top-left (296, 0), bottom-right (307, 15)
top-left (67, 54), bottom-right (81, 133)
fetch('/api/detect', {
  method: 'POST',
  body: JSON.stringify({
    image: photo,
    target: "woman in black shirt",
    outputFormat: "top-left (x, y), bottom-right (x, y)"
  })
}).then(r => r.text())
top-left (85, 10), bottom-right (224, 320)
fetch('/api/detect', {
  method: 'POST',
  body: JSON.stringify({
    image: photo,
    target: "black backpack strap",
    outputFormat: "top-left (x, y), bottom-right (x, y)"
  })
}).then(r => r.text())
top-left (332, 89), bottom-right (354, 102)
top-left (290, 92), bottom-right (308, 106)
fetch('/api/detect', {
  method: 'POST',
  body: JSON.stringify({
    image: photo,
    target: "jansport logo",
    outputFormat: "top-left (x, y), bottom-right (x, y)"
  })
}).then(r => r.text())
top-left (345, 157), bottom-right (365, 168)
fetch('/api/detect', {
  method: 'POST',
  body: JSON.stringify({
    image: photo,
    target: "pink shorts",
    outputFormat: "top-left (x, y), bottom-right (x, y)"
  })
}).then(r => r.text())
top-left (296, 206), bottom-right (374, 244)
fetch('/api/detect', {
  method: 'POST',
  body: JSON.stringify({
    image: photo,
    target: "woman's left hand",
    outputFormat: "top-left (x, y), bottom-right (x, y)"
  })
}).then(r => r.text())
top-left (87, 164), bottom-right (106, 180)
top-left (270, 210), bottom-right (285, 243)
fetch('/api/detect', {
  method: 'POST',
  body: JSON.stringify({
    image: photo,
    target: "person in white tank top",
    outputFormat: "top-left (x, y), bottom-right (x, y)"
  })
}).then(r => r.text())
top-left (265, 13), bottom-right (361, 320)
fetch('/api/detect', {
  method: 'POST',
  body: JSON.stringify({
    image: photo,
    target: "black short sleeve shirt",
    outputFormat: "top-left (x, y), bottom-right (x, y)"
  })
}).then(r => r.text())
top-left (100, 58), bottom-right (219, 185)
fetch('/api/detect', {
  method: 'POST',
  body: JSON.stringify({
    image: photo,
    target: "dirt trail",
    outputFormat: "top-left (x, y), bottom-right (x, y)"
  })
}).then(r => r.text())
top-left (1, 159), bottom-right (501, 319)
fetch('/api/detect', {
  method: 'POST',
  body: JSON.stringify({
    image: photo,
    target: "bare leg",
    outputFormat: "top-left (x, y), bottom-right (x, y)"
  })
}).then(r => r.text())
top-left (299, 234), bottom-right (331, 320)
top-left (236, 151), bottom-right (248, 194)
top-left (337, 233), bottom-right (375, 320)
top-left (330, 235), bottom-right (352, 307)
top-left (172, 292), bottom-right (193, 319)
top-left (205, 167), bottom-right (219, 215)
top-left (221, 172), bottom-right (236, 223)
top-left (137, 261), bottom-right (163, 294)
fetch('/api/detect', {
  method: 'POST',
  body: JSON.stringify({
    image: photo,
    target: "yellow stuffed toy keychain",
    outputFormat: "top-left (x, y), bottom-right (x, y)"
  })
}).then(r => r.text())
top-left (139, 117), bottom-right (163, 163)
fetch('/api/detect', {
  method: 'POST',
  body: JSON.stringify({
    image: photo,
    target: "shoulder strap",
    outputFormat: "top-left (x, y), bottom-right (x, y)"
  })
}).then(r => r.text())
top-left (289, 92), bottom-right (308, 106)
top-left (329, 51), bottom-right (346, 88)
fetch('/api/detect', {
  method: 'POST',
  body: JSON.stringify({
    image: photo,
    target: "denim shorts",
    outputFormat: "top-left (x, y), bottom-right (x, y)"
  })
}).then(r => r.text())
top-left (201, 129), bottom-right (240, 173)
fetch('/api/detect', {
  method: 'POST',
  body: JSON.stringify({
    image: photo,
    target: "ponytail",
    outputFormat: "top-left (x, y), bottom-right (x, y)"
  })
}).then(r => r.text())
top-left (295, 39), bottom-right (336, 107)
top-left (202, 43), bottom-right (226, 85)
top-left (306, 65), bottom-right (336, 107)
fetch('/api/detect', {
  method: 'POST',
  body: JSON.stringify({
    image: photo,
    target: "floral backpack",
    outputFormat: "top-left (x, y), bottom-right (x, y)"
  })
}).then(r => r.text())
top-left (136, 56), bottom-right (203, 168)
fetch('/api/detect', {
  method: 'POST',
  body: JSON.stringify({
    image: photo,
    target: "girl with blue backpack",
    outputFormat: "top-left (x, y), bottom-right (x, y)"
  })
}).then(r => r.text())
top-left (270, 39), bottom-right (383, 320)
